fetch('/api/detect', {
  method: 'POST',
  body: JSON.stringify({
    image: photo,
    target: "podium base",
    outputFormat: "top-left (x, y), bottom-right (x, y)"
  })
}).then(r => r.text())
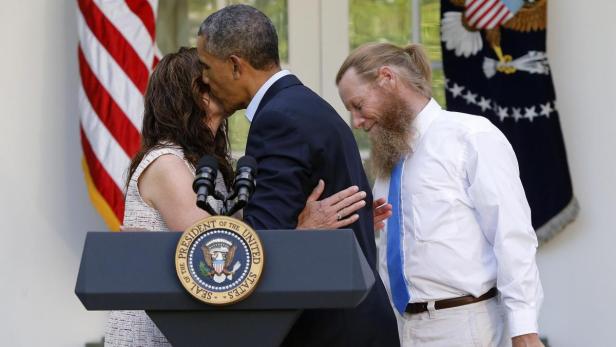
top-left (148, 310), bottom-right (301, 347)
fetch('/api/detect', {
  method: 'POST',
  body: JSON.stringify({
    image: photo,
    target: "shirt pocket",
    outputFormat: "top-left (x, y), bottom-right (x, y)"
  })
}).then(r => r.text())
top-left (410, 191), bottom-right (460, 242)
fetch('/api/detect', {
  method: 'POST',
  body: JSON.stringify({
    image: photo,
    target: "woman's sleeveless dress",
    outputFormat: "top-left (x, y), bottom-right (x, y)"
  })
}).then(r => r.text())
top-left (103, 145), bottom-right (228, 346)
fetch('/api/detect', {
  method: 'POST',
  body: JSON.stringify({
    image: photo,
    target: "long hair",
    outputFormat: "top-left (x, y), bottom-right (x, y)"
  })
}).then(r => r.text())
top-left (336, 42), bottom-right (432, 99)
top-left (126, 47), bottom-right (233, 189)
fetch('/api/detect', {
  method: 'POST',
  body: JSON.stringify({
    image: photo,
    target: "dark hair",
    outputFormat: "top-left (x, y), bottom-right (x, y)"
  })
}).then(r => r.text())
top-left (126, 47), bottom-right (233, 189)
top-left (197, 4), bottom-right (279, 69)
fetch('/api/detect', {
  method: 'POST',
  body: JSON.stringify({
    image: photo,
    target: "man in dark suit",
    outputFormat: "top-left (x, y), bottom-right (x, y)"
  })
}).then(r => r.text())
top-left (196, 5), bottom-right (399, 346)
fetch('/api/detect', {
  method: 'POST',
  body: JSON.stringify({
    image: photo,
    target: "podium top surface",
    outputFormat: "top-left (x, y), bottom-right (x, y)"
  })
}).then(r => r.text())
top-left (75, 229), bottom-right (375, 310)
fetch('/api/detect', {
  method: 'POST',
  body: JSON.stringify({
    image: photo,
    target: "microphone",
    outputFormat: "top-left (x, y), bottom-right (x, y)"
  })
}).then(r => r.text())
top-left (226, 156), bottom-right (257, 216)
top-left (234, 156), bottom-right (258, 203)
top-left (193, 155), bottom-right (219, 215)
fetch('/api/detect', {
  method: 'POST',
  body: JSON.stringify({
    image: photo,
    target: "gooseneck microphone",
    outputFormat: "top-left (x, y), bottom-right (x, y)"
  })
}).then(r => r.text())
top-left (233, 156), bottom-right (258, 203)
top-left (193, 155), bottom-right (219, 215)
top-left (193, 155), bottom-right (257, 216)
top-left (226, 156), bottom-right (257, 216)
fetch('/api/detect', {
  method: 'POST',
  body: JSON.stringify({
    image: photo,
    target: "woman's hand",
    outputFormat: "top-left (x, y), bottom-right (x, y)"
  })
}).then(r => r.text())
top-left (297, 180), bottom-right (367, 229)
top-left (373, 198), bottom-right (392, 231)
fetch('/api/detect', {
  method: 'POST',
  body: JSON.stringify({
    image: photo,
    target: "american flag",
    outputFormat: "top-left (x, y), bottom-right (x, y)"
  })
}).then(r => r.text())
top-left (464, 0), bottom-right (524, 29)
top-left (77, 0), bottom-right (159, 230)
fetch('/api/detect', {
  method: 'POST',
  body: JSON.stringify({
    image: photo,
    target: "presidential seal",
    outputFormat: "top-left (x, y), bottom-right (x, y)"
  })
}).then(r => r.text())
top-left (175, 216), bottom-right (264, 305)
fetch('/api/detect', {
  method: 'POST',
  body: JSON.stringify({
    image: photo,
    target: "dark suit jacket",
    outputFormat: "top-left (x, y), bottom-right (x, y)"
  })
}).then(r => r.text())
top-left (243, 75), bottom-right (399, 347)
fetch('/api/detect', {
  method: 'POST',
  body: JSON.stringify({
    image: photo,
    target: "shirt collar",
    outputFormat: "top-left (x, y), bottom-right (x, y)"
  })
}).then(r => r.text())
top-left (245, 69), bottom-right (291, 122)
top-left (409, 98), bottom-right (441, 150)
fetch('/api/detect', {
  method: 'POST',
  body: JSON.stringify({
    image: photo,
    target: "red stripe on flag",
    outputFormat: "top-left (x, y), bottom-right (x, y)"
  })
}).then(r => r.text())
top-left (486, 4), bottom-right (510, 29)
top-left (475, 1), bottom-right (503, 28)
top-left (80, 126), bottom-right (125, 221)
top-left (78, 46), bottom-right (141, 157)
top-left (125, 0), bottom-right (156, 41)
top-left (465, 0), bottom-right (481, 13)
top-left (78, 0), bottom-right (149, 94)
top-left (470, 0), bottom-right (499, 26)
top-left (466, 0), bottom-right (491, 21)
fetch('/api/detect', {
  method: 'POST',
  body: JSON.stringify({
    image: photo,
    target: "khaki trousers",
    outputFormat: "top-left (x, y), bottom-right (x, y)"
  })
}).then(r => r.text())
top-left (396, 298), bottom-right (511, 347)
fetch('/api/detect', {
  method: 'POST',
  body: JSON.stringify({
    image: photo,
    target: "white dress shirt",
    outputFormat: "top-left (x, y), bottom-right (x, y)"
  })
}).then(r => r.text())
top-left (245, 69), bottom-right (291, 123)
top-left (375, 99), bottom-right (543, 338)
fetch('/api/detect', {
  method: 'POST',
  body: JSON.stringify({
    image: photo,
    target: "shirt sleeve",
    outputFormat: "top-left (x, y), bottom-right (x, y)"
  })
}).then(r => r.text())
top-left (465, 128), bottom-right (544, 338)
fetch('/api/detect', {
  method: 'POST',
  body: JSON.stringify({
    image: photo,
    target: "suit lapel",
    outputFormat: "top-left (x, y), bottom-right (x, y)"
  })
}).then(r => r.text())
top-left (254, 75), bottom-right (302, 120)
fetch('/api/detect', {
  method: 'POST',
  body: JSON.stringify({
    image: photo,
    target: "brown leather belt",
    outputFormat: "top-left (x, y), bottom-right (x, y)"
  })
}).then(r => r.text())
top-left (405, 287), bottom-right (498, 315)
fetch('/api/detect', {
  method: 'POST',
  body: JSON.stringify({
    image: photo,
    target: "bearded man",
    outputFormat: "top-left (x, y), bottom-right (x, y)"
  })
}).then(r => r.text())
top-left (336, 42), bottom-right (545, 347)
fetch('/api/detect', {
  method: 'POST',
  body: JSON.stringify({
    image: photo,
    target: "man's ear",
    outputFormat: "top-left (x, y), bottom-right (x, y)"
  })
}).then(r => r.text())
top-left (376, 66), bottom-right (396, 89)
top-left (201, 93), bottom-right (210, 107)
top-left (229, 55), bottom-right (243, 79)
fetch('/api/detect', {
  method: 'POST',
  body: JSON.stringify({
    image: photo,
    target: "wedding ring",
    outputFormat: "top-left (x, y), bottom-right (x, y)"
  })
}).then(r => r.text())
top-left (336, 213), bottom-right (342, 221)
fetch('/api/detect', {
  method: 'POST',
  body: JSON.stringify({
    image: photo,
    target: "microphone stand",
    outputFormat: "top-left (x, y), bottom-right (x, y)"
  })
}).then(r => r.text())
top-left (224, 192), bottom-right (245, 217)
top-left (194, 155), bottom-right (256, 217)
top-left (197, 190), bottom-right (228, 216)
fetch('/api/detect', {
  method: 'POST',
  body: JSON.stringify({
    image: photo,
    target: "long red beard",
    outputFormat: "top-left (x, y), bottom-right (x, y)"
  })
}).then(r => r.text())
top-left (369, 92), bottom-right (416, 177)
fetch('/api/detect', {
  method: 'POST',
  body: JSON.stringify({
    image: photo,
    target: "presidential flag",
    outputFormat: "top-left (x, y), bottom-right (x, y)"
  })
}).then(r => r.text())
top-left (77, 0), bottom-right (159, 230)
top-left (440, 0), bottom-right (578, 243)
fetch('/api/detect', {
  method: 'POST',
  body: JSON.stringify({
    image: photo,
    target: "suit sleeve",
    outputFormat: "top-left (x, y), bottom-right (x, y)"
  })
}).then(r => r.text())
top-left (243, 110), bottom-right (313, 230)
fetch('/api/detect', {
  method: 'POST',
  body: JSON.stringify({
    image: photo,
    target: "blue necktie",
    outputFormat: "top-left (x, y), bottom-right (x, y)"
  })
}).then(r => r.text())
top-left (387, 159), bottom-right (410, 314)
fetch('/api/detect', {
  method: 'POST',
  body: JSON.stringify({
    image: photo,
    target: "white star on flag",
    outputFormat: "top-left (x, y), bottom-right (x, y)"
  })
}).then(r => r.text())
top-left (540, 102), bottom-right (553, 117)
top-left (524, 106), bottom-right (538, 122)
top-left (477, 97), bottom-right (492, 112)
top-left (463, 91), bottom-right (477, 105)
top-left (512, 107), bottom-right (523, 122)
top-left (497, 106), bottom-right (509, 122)
top-left (450, 83), bottom-right (465, 98)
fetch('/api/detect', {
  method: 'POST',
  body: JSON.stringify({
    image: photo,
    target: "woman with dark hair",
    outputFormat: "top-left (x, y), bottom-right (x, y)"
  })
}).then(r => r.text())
top-left (103, 48), bottom-right (366, 346)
